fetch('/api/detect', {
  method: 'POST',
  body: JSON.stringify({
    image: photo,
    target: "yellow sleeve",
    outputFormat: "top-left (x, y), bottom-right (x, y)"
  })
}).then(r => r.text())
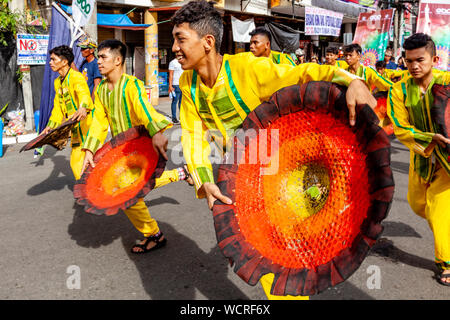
top-left (82, 89), bottom-right (110, 154)
top-left (47, 79), bottom-right (64, 129)
top-left (366, 67), bottom-right (393, 91)
top-left (72, 72), bottom-right (94, 111)
top-left (385, 69), bottom-right (404, 80)
top-left (387, 85), bottom-right (434, 157)
top-left (250, 60), bottom-right (360, 103)
top-left (129, 78), bottom-right (172, 136)
top-left (179, 74), bottom-right (214, 198)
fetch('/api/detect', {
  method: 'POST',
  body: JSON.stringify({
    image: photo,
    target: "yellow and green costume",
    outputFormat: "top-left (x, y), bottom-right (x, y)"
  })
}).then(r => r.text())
top-left (346, 64), bottom-right (393, 92)
top-left (83, 73), bottom-right (178, 237)
top-left (387, 71), bottom-right (450, 271)
top-left (179, 52), bottom-right (359, 299)
top-left (270, 50), bottom-right (297, 66)
top-left (335, 60), bottom-right (348, 69)
top-left (47, 68), bottom-right (94, 180)
top-left (382, 68), bottom-right (408, 81)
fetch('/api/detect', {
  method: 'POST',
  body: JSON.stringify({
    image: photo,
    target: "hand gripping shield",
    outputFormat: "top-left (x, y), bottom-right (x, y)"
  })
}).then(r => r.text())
top-left (73, 125), bottom-right (166, 215)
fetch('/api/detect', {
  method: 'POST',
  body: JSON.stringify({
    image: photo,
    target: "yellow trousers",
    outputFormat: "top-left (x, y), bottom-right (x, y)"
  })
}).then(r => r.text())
top-left (407, 165), bottom-right (450, 270)
top-left (260, 274), bottom-right (309, 300)
top-left (70, 146), bottom-right (85, 180)
top-left (123, 168), bottom-right (180, 237)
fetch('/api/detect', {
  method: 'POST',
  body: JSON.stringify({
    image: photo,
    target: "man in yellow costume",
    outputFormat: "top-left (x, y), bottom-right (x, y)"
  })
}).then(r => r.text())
top-left (80, 39), bottom-right (192, 254)
top-left (40, 45), bottom-right (93, 180)
top-left (171, 0), bottom-right (377, 299)
top-left (344, 43), bottom-right (393, 92)
top-left (387, 33), bottom-right (450, 287)
top-left (249, 27), bottom-right (297, 66)
top-left (325, 46), bottom-right (348, 69)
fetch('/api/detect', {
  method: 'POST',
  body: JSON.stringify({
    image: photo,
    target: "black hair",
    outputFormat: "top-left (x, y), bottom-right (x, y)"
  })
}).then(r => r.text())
top-left (98, 39), bottom-right (127, 65)
top-left (171, 0), bottom-right (223, 52)
top-left (249, 27), bottom-right (272, 43)
top-left (375, 60), bottom-right (386, 69)
top-left (49, 45), bottom-right (74, 65)
top-left (325, 47), bottom-right (338, 55)
top-left (343, 43), bottom-right (362, 55)
top-left (403, 33), bottom-right (436, 57)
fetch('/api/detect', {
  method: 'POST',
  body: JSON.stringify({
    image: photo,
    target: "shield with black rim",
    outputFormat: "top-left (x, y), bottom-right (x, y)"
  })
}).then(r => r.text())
top-left (212, 81), bottom-right (395, 296)
top-left (73, 125), bottom-right (166, 215)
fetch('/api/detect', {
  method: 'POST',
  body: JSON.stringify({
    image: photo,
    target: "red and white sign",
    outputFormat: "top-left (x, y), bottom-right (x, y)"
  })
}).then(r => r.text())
top-left (17, 33), bottom-right (49, 65)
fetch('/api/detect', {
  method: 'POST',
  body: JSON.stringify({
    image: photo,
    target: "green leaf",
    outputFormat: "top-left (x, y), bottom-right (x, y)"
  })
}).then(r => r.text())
top-left (0, 103), bottom-right (8, 117)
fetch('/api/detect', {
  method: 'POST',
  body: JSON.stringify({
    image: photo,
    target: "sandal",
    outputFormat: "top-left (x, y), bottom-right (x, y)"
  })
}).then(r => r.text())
top-left (182, 165), bottom-right (194, 186)
top-left (437, 272), bottom-right (450, 287)
top-left (131, 231), bottom-right (167, 254)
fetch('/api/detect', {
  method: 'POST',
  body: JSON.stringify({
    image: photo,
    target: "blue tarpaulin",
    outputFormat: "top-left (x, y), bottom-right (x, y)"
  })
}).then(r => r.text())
top-left (38, 6), bottom-right (83, 134)
top-left (59, 3), bottom-right (151, 30)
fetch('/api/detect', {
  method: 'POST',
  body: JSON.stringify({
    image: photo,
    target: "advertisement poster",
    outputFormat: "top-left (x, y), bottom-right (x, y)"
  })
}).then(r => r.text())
top-left (17, 33), bottom-right (49, 65)
top-left (305, 6), bottom-right (344, 37)
top-left (353, 9), bottom-right (394, 67)
top-left (416, 0), bottom-right (450, 71)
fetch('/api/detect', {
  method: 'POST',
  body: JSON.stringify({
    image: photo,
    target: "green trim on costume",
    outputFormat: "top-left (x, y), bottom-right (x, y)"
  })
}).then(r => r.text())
top-left (134, 78), bottom-right (153, 123)
top-left (122, 78), bottom-right (132, 128)
top-left (285, 54), bottom-right (296, 66)
top-left (224, 60), bottom-right (251, 115)
top-left (191, 70), bottom-right (198, 105)
top-left (196, 167), bottom-right (215, 184)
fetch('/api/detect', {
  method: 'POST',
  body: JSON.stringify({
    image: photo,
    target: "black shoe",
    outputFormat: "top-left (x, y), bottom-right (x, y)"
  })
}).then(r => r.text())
top-left (172, 118), bottom-right (179, 124)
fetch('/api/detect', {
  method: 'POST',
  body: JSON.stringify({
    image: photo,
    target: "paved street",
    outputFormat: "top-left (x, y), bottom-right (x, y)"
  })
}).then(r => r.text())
top-left (0, 97), bottom-right (449, 300)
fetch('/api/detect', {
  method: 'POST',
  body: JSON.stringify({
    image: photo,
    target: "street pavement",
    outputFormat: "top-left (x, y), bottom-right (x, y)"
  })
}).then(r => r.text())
top-left (0, 97), bottom-right (449, 300)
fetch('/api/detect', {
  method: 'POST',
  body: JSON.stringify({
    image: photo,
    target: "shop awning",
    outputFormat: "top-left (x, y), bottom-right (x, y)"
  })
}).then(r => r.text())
top-left (58, 3), bottom-right (152, 30)
top-left (97, 13), bottom-right (151, 30)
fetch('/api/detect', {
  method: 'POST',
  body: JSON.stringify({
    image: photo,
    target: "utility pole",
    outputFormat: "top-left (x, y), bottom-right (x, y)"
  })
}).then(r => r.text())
top-left (10, 0), bottom-right (34, 131)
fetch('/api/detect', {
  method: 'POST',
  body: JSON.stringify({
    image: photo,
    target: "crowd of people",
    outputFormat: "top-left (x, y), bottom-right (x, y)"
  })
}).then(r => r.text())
top-left (35, 0), bottom-right (449, 300)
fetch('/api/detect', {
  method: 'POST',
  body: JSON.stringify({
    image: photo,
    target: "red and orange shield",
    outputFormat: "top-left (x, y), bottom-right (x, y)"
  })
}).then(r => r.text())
top-left (73, 125), bottom-right (166, 215)
top-left (212, 82), bottom-right (395, 296)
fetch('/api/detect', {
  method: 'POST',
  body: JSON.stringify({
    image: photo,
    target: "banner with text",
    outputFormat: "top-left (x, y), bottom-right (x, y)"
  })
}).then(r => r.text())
top-left (72, 0), bottom-right (95, 27)
top-left (416, 0), bottom-right (450, 71)
top-left (353, 9), bottom-right (394, 67)
top-left (305, 6), bottom-right (343, 37)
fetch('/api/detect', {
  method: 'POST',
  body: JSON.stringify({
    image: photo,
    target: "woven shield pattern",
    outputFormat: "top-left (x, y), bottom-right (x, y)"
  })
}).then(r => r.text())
top-left (212, 81), bottom-right (394, 296)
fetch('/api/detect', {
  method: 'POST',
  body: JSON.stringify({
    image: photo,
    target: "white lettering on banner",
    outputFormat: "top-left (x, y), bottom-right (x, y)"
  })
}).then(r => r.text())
top-left (436, 8), bottom-right (450, 14)
top-left (305, 6), bottom-right (343, 36)
top-left (72, 0), bottom-right (95, 27)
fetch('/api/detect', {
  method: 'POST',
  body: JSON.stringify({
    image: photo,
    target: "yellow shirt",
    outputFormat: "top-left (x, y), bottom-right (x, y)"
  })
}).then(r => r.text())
top-left (270, 51), bottom-right (296, 66)
top-left (48, 68), bottom-right (94, 147)
top-left (335, 60), bottom-right (348, 69)
top-left (83, 73), bottom-right (172, 154)
top-left (179, 53), bottom-right (360, 196)
top-left (387, 71), bottom-right (450, 181)
top-left (346, 64), bottom-right (393, 92)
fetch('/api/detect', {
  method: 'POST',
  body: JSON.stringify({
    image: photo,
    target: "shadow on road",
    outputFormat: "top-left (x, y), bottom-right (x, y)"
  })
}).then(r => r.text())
top-left (370, 237), bottom-right (436, 274)
top-left (27, 147), bottom-right (74, 195)
top-left (67, 200), bottom-right (250, 300)
top-left (390, 160), bottom-right (409, 175)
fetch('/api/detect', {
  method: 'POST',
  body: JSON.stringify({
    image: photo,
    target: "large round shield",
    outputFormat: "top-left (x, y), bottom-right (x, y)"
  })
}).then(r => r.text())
top-left (212, 82), bottom-right (394, 296)
top-left (431, 84), bottom-right (450, 161)
top-left (73, 125), bottom-right (166, 215)
top-left (20, 118), bottom-right (78, 152)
